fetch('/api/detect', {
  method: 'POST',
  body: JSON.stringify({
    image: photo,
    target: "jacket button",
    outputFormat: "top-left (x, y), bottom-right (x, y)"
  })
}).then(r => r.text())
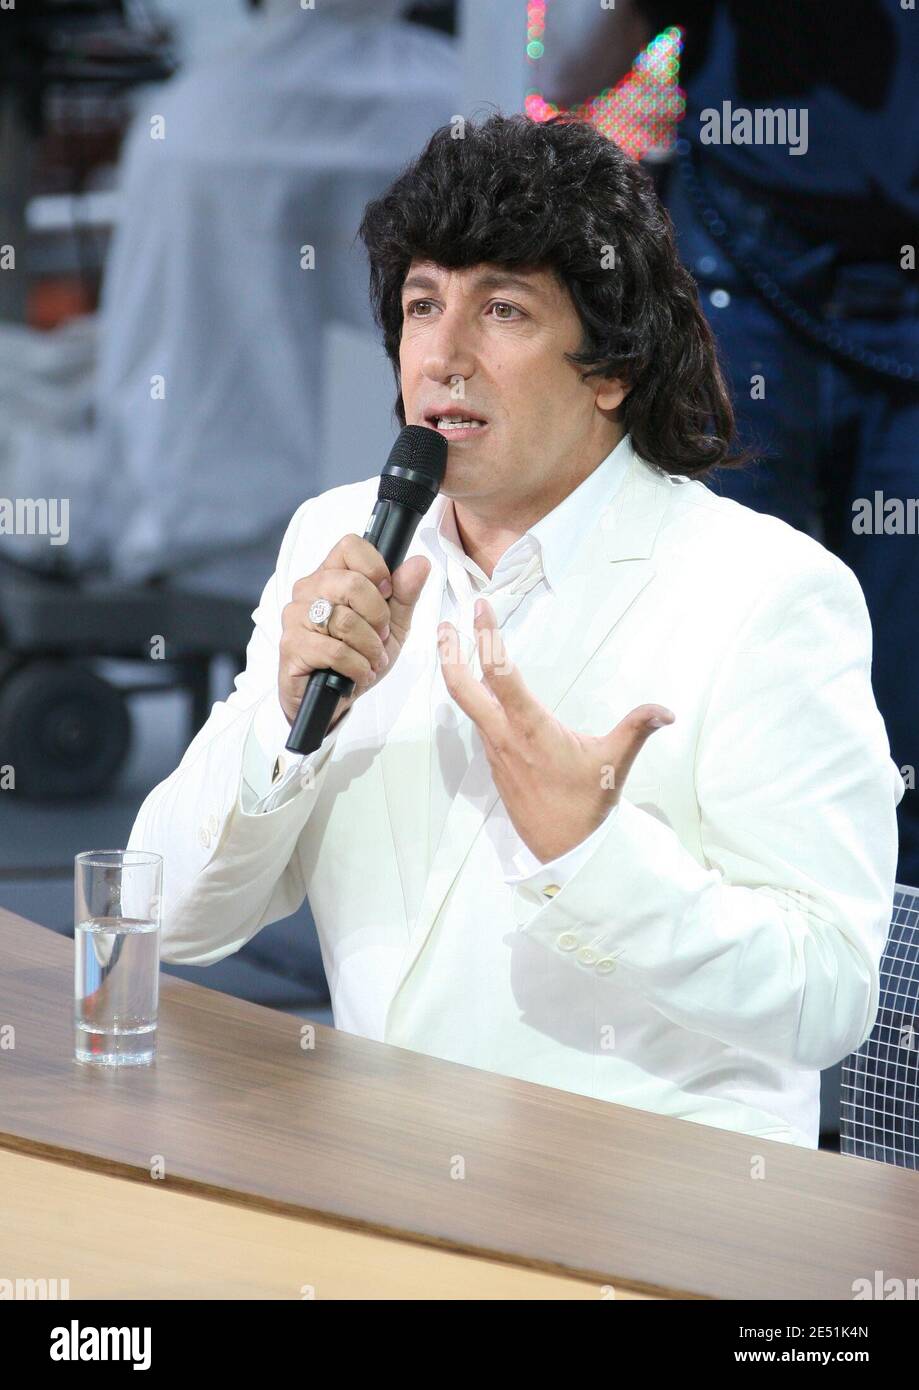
top-left (595, 957), bottom-right (618, 975)
top-left (576, 948), bottom-right (598, 966)
top-left (197, 826), bottom-right (211, 848)
top-left (557, 932), bottom-right (579, 951)
top-left (542, 883), bottom-right (561, 898)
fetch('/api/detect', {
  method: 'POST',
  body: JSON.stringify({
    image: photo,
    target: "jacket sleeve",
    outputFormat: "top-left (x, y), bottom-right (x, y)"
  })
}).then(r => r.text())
top-left (509, 557), bottom-right (905, 1071)
top-left (126, 496), bottom-right (348, 966)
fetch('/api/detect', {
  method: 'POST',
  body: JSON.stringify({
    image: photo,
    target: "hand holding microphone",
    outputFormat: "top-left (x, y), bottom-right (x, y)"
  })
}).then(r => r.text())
top-left (283, 425), bottom-right (447, 755)
top-left (278, 537), bottom-right (431, 733)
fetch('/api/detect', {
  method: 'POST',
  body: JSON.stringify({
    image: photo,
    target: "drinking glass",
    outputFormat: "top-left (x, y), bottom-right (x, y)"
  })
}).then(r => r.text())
top-left (74, 850), bottom-right (162, 1066)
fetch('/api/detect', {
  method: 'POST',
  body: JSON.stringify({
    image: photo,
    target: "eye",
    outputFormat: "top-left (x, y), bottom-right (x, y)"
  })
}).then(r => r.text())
top-left (405, 299), bottom-right (525, 320)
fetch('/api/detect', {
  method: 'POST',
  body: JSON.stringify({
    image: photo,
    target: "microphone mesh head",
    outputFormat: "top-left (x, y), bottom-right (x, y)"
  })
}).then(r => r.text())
top-left (379, 425), bottom-right (447, 514)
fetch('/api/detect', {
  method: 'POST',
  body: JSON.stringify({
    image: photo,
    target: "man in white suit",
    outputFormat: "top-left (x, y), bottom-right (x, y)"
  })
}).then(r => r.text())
top-left (128, 115), bottom-right (904, 1150)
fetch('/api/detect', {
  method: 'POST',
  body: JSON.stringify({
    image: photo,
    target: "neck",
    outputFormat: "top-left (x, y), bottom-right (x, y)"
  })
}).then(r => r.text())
top-left (452, 425), bottom-right (624, 579)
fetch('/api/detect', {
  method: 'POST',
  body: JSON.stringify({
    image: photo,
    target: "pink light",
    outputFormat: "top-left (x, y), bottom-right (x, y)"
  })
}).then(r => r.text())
top-left (526, 7), bottom-right (686, 161)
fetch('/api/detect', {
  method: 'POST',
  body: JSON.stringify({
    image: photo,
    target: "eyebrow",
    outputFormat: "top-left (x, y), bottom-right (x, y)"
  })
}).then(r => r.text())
top-left (401, 269), bottom-right (545, 300)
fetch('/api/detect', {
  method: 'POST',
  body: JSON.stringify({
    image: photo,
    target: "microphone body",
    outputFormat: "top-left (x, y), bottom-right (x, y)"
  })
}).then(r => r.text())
top-left (285, 427), bottom-right (447, 756)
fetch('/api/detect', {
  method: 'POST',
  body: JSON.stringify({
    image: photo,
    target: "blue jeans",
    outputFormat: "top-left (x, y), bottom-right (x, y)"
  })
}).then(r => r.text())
top-left (665, 160), bottom-right (919, 888)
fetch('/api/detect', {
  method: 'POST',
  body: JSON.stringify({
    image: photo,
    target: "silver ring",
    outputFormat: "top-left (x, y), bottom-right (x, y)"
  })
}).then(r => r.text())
top-left (308, 596), bottom-right (334, 633)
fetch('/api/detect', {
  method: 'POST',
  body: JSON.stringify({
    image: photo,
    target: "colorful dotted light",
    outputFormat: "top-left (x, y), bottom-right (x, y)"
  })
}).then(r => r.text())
top-left (525, 2), bottom-right (686, 161)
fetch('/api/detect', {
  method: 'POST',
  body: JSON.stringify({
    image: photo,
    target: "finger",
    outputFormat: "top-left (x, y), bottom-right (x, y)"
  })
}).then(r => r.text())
top-left (387, 554), bottom-right (431, 644)
top-left (294, 631), bottom-right (376, 689)
top-left (293, 569), bottom-right (391, 638)
top-left (321, 605), bottom-right (389, 670)
top-left (604, 704), bottom-right (675, 785)
top-left (472, 599), bottom-right (535, 722)
top-left (437, 621), bottom-right (505, 741)
top-left (334, 570), bottom-right (392, 637)
top-left (323, 533), bottom-right (393, 597)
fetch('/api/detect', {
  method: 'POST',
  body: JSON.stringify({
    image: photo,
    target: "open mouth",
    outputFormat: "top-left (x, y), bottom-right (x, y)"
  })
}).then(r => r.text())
top-left (423, 409), bottom-right (489, 439)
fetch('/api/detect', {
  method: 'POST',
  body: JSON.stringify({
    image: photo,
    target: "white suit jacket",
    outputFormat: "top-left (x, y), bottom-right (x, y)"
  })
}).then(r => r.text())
top-left (128, 439), bottom-right (905, 1148)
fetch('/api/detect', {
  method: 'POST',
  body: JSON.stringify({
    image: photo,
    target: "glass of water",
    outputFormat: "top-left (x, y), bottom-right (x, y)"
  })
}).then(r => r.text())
top-left (74, 850), bottom-right (163, 1066)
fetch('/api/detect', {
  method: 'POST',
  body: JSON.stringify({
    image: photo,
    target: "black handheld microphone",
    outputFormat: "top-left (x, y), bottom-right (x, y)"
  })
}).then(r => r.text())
top-left (285, 425), bottom-right (448, 757)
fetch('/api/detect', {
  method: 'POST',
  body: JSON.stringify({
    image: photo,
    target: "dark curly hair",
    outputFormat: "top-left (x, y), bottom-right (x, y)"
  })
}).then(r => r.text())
top-left (358, 112), bottom-right (749, 479)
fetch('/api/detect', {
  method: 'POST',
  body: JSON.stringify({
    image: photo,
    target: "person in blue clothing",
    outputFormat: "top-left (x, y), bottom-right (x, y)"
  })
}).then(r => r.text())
top-left (540, 0), bottom-right (919, 888)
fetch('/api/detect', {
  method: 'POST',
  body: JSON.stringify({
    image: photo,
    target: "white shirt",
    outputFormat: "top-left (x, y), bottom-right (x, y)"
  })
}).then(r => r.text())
top-left (242, 435), bottom-right (633, 911)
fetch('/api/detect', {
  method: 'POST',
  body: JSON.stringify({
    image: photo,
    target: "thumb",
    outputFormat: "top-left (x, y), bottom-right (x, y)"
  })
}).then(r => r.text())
top-left (601, 703), bottom-right (674, 790)
top-left (387, 554), bottom-right (431, 645)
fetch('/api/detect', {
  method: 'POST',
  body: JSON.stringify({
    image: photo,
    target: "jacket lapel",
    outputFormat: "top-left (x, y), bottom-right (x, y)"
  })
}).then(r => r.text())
top-left (381, 445), bottom-right (676, 999)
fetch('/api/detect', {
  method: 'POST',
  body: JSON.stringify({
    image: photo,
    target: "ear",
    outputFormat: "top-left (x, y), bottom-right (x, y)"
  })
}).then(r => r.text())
top-left (595, 376), bottom-right (631, 412)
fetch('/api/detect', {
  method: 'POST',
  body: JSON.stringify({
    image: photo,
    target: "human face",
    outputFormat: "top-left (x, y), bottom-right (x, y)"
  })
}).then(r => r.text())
top-left (399, 260), bottom-right (627, 519)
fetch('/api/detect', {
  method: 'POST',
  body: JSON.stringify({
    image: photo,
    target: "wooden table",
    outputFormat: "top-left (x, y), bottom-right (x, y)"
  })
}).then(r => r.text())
top-left (2, 908), bottom-right (917, 1300)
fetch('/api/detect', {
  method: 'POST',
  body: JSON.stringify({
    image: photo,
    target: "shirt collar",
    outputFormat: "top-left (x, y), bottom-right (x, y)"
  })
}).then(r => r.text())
top-left (418, 432), bottom-right (634, 593)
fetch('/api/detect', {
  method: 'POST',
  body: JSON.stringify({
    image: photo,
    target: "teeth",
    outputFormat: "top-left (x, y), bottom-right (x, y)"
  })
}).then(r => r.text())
top-left (436, 418), bottom-right (484, 429)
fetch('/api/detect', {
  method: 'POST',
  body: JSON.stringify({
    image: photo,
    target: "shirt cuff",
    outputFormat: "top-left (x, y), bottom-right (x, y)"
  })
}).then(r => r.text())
top-left (252, 687), bottom-right (297, 772)
top-left (502, 802), bottom-right (622, 898)
top-left (240, 689), bottom-right (347, 815)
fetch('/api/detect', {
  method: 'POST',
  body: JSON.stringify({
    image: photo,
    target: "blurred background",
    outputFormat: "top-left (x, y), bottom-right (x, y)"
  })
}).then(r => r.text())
top-left (0, 0), bottom-right (915, 1150)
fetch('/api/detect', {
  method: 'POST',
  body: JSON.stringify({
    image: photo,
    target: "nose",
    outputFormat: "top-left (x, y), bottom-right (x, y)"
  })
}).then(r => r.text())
top-left (421, 306), bottom-right (476, 391)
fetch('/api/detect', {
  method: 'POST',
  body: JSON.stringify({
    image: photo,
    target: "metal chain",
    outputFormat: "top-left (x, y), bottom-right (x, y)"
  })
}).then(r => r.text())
top-left (674, 137), bottom-right (918, 386)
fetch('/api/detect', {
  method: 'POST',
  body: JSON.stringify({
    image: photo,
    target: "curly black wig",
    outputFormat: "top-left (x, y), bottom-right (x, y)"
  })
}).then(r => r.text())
top-left (358, 112), bottom-right (748, 479)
